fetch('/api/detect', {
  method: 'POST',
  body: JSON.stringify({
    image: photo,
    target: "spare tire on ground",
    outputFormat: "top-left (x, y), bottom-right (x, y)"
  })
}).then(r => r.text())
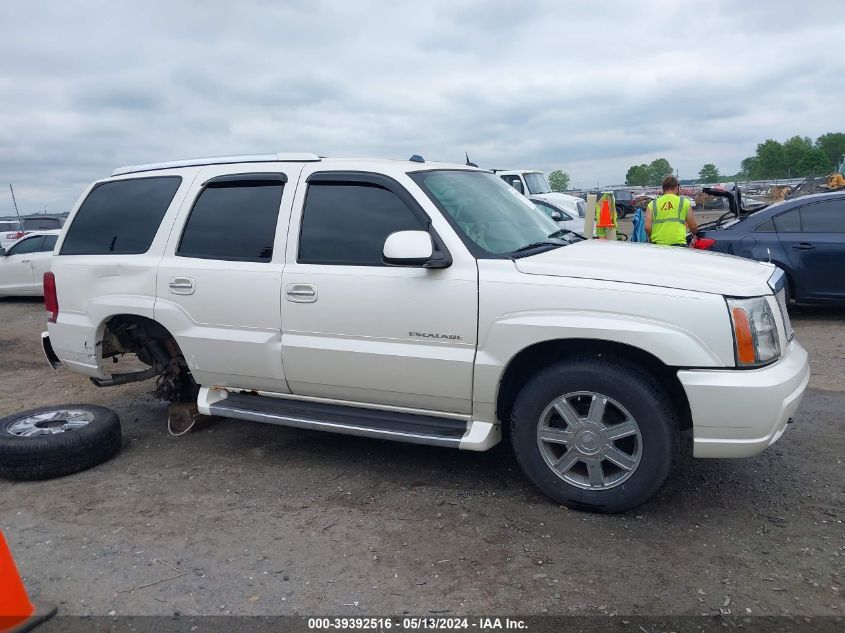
top-left (0, 405), bottom-right (121, 481)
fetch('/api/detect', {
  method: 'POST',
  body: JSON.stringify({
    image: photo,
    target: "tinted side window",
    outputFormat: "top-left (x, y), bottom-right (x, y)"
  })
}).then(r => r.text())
top-left (61, 177), bottom-right (181, 255)
top-left (178, 181), bottom-right (284, 262)
top-left (754, 219), bottom-right (776, 232)
top-left (8, 236), bottom-right (44, 256)
top-left (773, 209), bottom-right (801, 233)
top-left (800, 201), bottom-right (844, 233)
top-left (299, 183), bottom-right (425, 266)
top-left (41, 235), bottom-right (58, 251)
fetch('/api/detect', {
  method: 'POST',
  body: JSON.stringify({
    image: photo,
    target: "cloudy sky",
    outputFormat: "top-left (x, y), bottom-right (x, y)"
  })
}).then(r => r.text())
top-left (1, 0), bottom-right (843, 214)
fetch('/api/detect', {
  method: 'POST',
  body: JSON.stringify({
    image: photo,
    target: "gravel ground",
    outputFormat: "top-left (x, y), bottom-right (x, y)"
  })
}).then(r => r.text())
top-left (0, 296), bottom-right (842, 617)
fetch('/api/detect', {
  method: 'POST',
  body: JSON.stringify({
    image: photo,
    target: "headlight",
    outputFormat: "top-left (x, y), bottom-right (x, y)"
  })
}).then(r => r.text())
top-left (726, 297), bottom-right (781, 367)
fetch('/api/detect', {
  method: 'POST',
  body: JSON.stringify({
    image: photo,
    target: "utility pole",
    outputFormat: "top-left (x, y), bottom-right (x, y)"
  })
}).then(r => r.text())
top-left (8, 184), bottom-right (23, 225)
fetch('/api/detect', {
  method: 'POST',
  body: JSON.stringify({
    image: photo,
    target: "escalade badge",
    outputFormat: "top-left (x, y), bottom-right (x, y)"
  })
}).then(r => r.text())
top-left (409, 331), bottom-right (462, 340)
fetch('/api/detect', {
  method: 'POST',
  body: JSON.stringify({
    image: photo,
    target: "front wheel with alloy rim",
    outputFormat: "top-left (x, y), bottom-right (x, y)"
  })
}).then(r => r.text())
top-left (0, 405), bottom-right (121, 480)
top-left (510, 357), bottom-right (678, 513)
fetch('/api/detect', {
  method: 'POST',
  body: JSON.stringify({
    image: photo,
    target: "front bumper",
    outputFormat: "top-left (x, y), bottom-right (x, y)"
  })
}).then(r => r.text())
top-left (679, 340), bottom-right (810, 458)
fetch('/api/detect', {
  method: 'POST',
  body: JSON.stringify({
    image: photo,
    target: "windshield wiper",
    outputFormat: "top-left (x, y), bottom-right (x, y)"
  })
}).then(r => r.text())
top-left (548, 228), bottom-right (582, 240)
top-left (509, 239), bottom-right (566, 257)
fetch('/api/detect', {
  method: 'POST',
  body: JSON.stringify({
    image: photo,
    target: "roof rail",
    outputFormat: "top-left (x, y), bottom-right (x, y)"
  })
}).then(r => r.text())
top-left (112, 153), bottom-right (322, 176)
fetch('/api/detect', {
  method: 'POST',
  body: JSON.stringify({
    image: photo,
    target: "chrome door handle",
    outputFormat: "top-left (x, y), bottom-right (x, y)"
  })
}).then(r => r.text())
top-left (168, 277), bottom-right (195, 295)
top-left (286, 284), bottom-right (317, 303)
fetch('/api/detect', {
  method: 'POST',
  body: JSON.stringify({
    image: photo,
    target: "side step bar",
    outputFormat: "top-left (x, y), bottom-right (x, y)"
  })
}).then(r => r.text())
top-left (197, 387), bottom-right (499, 451)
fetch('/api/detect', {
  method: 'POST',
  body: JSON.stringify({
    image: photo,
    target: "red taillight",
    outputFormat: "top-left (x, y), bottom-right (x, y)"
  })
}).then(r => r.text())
top-left (6, 231), bottom-right (24, 239)
top-left (43, 272), bottom-right (58, 323)
top-left (693, 237), bottom-right (716, 250)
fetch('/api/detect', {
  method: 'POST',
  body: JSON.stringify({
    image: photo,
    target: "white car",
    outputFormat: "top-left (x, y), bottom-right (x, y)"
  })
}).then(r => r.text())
top-left (0, 230), bottom-right (60, 296)
top-left (494, 170), bottom-right (587, 218)
top-left (41, 154), bottom-right (809, 512)
top-left (530, 196), bottom-right (586, 234)
top-left (0, 220), bottom-right (26, 251)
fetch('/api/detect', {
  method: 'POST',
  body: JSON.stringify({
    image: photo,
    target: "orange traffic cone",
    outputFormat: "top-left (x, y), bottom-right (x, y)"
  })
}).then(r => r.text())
top-left (597, 198), bottom-right (614, 228)
top-left (0, 531), bottom-right (56, 633)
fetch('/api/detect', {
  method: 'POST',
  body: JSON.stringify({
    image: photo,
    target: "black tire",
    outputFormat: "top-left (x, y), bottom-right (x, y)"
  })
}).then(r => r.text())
top-left (510, 357), bottom-right (678, 513)
top-left (0, 405), bottom-right (121, 481)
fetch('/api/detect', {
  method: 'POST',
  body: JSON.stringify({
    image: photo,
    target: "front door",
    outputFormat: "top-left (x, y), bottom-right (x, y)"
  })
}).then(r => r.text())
top-left (281, 170), bottom-right (477, 414)
top-left (155, 167), bottom-right (300, 393)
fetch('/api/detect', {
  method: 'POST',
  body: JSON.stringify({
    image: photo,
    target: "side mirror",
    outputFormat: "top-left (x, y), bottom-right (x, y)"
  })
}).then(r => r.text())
top-left (383, 231), bottom-right (450, 268)
top-left (0, 247), bottom-right (6, 256)
top-left (550, 211), bottom-right (562, 221)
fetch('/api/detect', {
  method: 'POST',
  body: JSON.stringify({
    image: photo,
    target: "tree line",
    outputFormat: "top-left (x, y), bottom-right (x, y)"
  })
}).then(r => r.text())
top-left (623, 132), bottom-right (845, 186)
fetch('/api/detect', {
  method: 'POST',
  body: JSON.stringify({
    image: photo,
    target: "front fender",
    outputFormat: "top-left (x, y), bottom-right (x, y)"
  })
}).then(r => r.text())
top-left (473, 303), bottom-right (734, 418)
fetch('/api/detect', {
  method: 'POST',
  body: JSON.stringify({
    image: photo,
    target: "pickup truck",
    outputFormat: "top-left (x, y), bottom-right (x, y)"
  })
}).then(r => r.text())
top-left (40, 154), bottom-right (810, 512)
top-left (493, 169), bottom-right (586, 218)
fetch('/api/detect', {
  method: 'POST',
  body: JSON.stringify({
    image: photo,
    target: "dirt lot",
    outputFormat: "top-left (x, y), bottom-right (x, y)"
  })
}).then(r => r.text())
top-left (0, 297), bottom-right (842, 617)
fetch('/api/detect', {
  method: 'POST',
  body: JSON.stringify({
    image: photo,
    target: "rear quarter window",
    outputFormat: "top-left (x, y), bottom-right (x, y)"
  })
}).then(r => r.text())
top-left (773, 209), bottom-right (801, 233)
top-left (754, 219), bottom-right (775, 232)
top-left (60, 176), bottom-right (182, 255)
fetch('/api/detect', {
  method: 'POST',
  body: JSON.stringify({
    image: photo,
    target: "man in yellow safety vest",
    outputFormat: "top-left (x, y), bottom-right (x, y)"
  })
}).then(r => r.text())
top-left (645, 175), bottom-right (698, 246)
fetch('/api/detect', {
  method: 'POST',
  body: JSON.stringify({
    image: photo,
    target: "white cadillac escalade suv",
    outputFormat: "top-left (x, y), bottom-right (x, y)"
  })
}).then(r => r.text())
top-left (41, 154), bottom-right (810, 512)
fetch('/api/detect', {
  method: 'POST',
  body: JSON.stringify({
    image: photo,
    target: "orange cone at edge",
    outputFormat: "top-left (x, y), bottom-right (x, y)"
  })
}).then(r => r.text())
top-left (0, 530), bottom-right (36, 631)
top-left (597, 198), bottom-right (614, 228)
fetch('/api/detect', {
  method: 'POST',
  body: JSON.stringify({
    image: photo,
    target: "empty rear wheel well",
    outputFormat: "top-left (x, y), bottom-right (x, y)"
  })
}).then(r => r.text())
top-left (99, 314), bottom-right (196, 402)
top-left (495, 339), bottom-right (692, 433)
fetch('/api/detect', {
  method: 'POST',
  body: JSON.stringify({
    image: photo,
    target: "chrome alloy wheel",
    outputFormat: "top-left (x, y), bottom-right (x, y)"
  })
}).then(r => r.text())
top-left (536, 391), bottom-right (642, 490)
top-left (5, 410), bottom-right (95, 437)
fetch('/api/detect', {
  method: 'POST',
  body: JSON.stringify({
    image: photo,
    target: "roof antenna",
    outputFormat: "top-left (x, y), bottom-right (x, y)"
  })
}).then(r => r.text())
top-left (465, 153), bottom-right (478, 168)
top-left (409, 154), bottom-right (425, 163)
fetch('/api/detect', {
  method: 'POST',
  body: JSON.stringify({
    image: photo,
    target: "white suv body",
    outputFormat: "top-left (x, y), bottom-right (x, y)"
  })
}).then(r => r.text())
top-left (42, 154), bottom-right (810, 512)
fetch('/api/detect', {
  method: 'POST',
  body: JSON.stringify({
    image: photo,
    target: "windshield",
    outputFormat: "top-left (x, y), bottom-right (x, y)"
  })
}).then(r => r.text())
top-left (411, 170), bottom-right (562, 255)
top-left (524, 172), bottom-right (551, 195)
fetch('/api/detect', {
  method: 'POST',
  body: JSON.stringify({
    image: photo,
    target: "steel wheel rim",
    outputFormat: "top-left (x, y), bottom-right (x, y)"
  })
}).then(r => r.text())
top-left (536, 391), bottom-right (642, 490)
top-left (6, 410), bottom-right (95, 437)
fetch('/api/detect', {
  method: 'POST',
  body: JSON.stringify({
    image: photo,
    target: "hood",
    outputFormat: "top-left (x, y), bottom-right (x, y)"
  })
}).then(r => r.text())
top-left (514, 240), bottom-right (775, 297)
top-left (533, 192), bottom-right (582, 205)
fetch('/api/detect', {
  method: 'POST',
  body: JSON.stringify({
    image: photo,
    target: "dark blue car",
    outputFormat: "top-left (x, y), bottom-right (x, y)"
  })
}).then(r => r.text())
top-left (694, 191), bottom-right (845, 304)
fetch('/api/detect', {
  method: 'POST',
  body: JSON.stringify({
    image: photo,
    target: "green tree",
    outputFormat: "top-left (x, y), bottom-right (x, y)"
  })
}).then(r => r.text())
top-left (647, 158), bottom-right (673, 186)
top-left (799, 147), bottom-right (832, 176)
top-left (698, 163), bottom-right (720, 182)
top-left (814, 132), bottom-right (845, 172)
top-left (754, 139), bottom-right (787, 179)
top-left (548, 170), bottom-right (570, 192)
top-left (625, 164), bottom-right (650, 186)
top-left (782, 136), bottom-right (813, 176)
top-left (738, 156), bottom-right (758, 180)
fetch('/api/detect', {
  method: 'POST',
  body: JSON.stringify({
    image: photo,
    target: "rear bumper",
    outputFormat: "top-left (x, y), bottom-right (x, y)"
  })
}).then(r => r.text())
top-left (679, 340), bottom-right (810, 458)
top-left (41, 332), bottom-right (61, 370)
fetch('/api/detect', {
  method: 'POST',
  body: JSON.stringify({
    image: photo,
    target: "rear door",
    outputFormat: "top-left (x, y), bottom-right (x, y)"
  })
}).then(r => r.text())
top-left (777, 199), bottom-right (845, 301)
top-left (155, 166), bottom-right (301, 393)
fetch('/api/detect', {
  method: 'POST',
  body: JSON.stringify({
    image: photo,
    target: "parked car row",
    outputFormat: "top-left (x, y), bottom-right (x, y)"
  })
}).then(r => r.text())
top-left (0, 216), bottom-right (65, 250)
